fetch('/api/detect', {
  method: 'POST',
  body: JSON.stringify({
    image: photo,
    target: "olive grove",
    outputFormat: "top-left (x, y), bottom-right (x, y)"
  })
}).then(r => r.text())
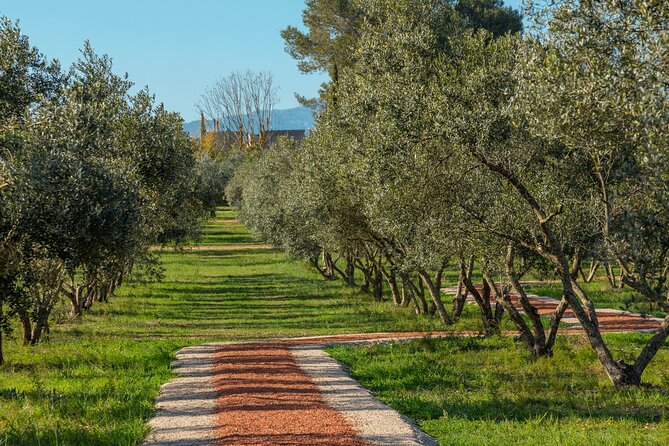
top-left (229, 0), bottom-right (668, 387)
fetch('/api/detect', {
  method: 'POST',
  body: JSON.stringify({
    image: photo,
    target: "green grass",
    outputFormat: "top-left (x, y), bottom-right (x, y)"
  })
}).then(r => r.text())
top-left (0, 208), bottom-right (451, 445)
top-left (213, 207), bottom-right (236, 220)
top-left (327, 334), bottom-right (669, 446)
top-left (1, 206), bottom-right (666, 445)
top-left (194, 221), bottom-right (259, 245)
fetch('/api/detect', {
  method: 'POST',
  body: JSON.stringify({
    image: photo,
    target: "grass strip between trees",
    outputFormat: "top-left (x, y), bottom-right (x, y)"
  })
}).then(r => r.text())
top-left (327, 335), bottom-right (669, 446)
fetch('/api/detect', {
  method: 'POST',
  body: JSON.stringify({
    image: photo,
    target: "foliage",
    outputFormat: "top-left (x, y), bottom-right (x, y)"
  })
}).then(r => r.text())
top-left (0, 18), bottom-right (211, 363)
top-left (194, 152), bottom-right (243, 216)
top-left (233, 0), bottom-right (669, 387)
top-left (0, 18), bottom-right (64, 129)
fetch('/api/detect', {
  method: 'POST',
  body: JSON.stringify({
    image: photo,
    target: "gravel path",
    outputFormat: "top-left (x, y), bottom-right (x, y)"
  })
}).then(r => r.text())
top-left (143, 333), bottom-right (458, 446)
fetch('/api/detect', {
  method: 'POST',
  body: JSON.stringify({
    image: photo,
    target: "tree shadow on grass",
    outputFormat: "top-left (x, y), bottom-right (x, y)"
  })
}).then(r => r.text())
top-left (391, 394), bottom-right (669, 425)
top-left (348, 338), bottom-right (669, 427)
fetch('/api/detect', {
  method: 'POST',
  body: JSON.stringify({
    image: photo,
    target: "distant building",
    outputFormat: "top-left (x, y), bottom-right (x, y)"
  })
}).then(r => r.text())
top-left (263, 130), bottom-right (306, 146)
top-left (199, 128), bottom-right (305, 153)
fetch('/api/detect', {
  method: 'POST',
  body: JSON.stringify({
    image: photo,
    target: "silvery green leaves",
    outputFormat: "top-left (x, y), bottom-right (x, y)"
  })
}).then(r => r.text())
top-left (260, 0), bottom-right (669, 386)
top-left (0, 18), bottom-right (207, 358)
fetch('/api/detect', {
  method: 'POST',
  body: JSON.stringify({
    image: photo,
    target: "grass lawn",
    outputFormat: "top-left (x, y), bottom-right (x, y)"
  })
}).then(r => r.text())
top-left (1, 207), bottom-right (666, 445)
top-left (0, 208), bottom-right (450, 445)
top-left (327, 334), bottom-right (669, 446)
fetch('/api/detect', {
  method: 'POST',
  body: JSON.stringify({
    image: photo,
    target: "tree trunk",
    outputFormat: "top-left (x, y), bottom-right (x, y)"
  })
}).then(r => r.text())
top-left (97, 282), bottom-right (110, 303)
top-left (452, 257), bottom-right (473, 320)
top-left (387, 269), bottom-right (401, 305)
top-left (31, 316), bottom-right (46, 346)
top-left (65, 282), bottom-right (86, 317)
top-left (378, 264), bottom-right (401, 305)
top-left (461, 265), bottom-right (498, 335)
top-left (630, 315), bottom-right (669, 381)
top-left (562, 275), bottom-right (640, 387)
top-left (72, 286), bottom-right (82, 316)
top-left (346, 257), bottom-right (356, 287)
top-left (582, 260), bottom-right (599, 283)
top-left (322, 251), bottom-right (335, 280)
top-left (605, 262), bottom-right (617, 288)
top-left (504, 246), bottom-right (548, 353)
top-left (20, 313), bottom-right (32, 346)
top-left (83, 285), bottom-right (97, 311)
top-left (356, 261), bottom-right (372, 293)
top-left (570, 250), bottom-right (582, 281)
top-left (485, 274), bottom-right (537, 354)
top-left (399, 272), bottom-right (413, 308)
top-left (372, 267), bottom-right (383, 302)
top-left (451, 294), bottom-right (467, 319)
top-left (311, 256), bottom-right (334, 281)
top-left (502, 245), bottom-right (570, 357)
top-left (493, 298), bottom-right (505, 324)
top-left (417, 269), bottom-right (452, 325)
top-left (410, 278), bottom-right (429, 315)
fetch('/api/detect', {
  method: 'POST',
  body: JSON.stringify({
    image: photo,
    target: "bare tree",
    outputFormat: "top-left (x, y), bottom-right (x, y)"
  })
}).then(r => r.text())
top-left (198, 70), bottom-right (278, 150)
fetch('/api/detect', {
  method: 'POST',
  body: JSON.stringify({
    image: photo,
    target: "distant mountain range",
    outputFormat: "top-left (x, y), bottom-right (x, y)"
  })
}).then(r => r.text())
top-left (183, 106), bottom-right (316, 136)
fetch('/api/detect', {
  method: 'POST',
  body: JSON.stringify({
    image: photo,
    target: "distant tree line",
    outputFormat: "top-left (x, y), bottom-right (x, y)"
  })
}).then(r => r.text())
top-left (0, 18), bottom-right (228, 364)
top-left (228, 0), bottom-right (668, 388)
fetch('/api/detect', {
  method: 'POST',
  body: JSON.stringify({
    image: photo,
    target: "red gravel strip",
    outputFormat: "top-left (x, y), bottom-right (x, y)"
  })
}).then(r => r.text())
top-left (213, 332), bottom-right (479, 445)
top-left (209, 219), bottom-right (241, 224)
top-left (214, 341), bottom-right (370, 446)
top-left (186, 244), bottom-right (273, 250)
top-left (150, 244), bottom-right (273, 251)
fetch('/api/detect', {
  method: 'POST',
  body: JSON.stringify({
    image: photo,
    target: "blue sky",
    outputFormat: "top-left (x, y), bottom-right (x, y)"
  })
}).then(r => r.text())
top-left (0, 0), bottom-right (522, 122)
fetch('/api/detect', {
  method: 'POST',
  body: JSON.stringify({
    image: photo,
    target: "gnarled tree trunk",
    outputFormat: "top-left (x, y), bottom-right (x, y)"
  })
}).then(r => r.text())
top-left (461, 263), bottom-right (501, 335)
top-left (417, 266), bottom-right (452, 325)
top-left (372, 267), bottom-right (383, 302)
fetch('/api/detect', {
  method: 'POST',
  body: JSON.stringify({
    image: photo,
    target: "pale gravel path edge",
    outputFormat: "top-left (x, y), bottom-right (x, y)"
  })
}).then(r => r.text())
top-left (142, 344), bottom-right (219, 446)
top-left (142, 336), bottom-right (448, 446)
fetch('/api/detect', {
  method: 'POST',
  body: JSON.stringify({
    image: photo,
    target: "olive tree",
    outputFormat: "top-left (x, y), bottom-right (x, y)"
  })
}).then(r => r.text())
top-left (0, 17), bottom-right (64, 129)
top-left (510, 0), bottom-right (669, 384)
top-left (1, 32), bottom-right (205, 358)
top-left (0, 17), bottom-right (65, 358)
top-left (313, 0), bottom-right (524, 324)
